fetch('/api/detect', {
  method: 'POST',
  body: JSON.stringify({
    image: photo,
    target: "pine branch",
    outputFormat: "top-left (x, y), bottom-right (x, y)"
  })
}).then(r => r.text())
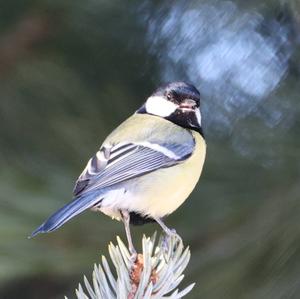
top-left (67, 233), bottom-right (195, 299)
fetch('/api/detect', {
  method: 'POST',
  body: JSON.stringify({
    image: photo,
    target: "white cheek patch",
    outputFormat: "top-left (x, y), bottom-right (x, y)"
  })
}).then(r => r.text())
top-left (145, 96), bottom-right (178, 117)
top-left (195, 107), bottom-right (202, 126)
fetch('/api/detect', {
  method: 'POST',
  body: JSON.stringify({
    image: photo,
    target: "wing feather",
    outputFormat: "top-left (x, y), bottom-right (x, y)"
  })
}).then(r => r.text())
top-left (73, 140), bottom-right (195, 197)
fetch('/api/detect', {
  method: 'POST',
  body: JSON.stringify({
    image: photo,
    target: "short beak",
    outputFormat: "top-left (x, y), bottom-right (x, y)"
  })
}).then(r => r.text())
top-left (179, 99), bottom-right (197, 110)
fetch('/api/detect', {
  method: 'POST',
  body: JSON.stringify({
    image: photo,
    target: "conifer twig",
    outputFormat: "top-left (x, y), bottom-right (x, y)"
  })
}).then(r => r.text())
top-left (67, 233), bottom-right (195, 299)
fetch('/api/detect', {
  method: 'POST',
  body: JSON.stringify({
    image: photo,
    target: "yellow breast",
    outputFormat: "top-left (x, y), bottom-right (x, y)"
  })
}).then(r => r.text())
top-left (115, 131), bottom-right (206, 218)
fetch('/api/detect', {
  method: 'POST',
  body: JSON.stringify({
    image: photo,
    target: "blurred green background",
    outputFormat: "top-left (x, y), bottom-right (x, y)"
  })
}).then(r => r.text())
top-left (0, 0), bottom-right (300, 298)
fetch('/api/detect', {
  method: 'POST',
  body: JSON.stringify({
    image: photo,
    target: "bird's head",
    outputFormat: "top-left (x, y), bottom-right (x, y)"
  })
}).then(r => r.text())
top-left (137, 82), bottom-right (202, 134)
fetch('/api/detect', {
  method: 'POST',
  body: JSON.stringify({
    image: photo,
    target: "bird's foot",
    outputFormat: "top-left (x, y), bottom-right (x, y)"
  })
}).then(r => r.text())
top-left (154, 217), bottom-right (183, 254)
top-left (162, 228), bottom-right (183, 254)
top-left (129, 249), bottom-right (138, 264)
top-left (128, 240), bottom-right (138, 264)
top-left (168, 228), bottom-right (183, 243)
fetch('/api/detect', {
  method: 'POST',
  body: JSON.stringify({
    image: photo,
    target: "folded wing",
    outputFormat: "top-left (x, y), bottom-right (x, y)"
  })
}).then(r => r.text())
top-left (73, 140), bottom-right (195, 197)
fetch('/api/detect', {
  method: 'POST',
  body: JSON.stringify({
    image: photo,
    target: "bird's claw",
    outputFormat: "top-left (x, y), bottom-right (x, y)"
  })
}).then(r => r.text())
top-left (161, 228), bottom-right (183, 254)
top-left (130, 251), bottom-right (138, 264)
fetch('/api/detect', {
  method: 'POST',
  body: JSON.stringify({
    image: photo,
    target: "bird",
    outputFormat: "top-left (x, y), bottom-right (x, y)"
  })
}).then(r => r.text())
top-left (30, 81), bottom-right (206, 258)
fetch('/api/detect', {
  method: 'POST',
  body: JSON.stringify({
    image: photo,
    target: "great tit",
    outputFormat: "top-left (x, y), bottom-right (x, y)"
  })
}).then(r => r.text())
top-left (30, 81), bottom-right (206, 256)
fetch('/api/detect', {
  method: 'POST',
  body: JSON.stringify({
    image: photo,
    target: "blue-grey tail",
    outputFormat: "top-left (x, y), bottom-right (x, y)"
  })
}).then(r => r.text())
top-left (29, 193), bottom-right (103, 238)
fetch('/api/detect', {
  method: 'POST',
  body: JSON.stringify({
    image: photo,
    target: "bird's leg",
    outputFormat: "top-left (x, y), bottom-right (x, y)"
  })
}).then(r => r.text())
top-left (154, 217), bottom-right (183, 246)
top-left (120, 210), bottom-right (137, 262)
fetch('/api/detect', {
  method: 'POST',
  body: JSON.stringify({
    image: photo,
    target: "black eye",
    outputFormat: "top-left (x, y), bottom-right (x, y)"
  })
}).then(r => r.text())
top-left (166, 93), bottom-right (172, 100)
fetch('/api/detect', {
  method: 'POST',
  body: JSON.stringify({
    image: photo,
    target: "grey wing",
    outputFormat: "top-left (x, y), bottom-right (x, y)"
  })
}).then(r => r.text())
top-left (73, 140), bottom-right (195, 197)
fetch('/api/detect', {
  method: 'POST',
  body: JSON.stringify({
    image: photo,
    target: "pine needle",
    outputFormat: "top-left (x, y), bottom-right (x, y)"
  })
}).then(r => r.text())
top-left (67, 233), bottom-right (195, 299)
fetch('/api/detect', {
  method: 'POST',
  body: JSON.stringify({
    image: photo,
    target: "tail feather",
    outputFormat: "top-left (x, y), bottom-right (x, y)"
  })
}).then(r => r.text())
top-left (29, 193), bottom-right (103, 238)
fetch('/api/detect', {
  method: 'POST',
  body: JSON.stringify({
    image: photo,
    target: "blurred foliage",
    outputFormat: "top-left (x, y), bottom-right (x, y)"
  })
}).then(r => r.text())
top-left (0, 0), bottom-right (299, 298)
